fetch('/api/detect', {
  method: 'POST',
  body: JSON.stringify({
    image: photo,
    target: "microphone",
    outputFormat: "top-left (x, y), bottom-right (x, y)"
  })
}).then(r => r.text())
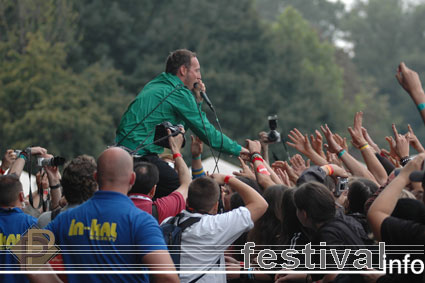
top-left (194, 83), bottom-right (214, 111)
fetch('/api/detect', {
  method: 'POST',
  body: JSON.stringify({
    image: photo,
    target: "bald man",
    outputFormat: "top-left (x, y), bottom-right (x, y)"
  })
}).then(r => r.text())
top-left (46, 147), bottom-right (178, 283)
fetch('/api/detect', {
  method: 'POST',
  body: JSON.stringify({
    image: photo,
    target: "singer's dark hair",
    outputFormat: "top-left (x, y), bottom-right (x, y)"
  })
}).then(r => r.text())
top-left (165, 49), bottom-right (196, 75)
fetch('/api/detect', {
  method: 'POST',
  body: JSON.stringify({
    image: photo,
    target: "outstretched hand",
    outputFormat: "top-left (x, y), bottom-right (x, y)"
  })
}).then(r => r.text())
top-left (391, 124), bottom-right (410, 159)
top-left (190, 135), bottom-right (203, 158)
top-left (233, 157), bottom-right (256, 181)
top-left (396, 62), bottom-right (424, 96)
top-left (347, 112), bottom-right (368, 149)
top-left (310, 130), bottom-right (326, 159)
top-left (407, 124), bottom-right (425, 153)
top-left (321, 124), bottom-right (343, 154)
top-left (287, 128), bottom-right (313, 155)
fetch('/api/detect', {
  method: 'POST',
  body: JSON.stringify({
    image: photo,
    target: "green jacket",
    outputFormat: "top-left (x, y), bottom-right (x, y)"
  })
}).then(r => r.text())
top-left (115, 72), bottom-right (242, 156)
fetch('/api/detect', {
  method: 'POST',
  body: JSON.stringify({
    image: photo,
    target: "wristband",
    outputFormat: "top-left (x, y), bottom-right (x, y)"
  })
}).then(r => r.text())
top-left (247, 267), bottom-right (255, 280)
top-left (250, 152), bottom-right (261, 159)
top-left (251, 152), bottom-right (262, 160)
top-left (359, 143), bottom-right (369, 151)
top-left (224, 175), bottom-right (233, 184)
top-left (324, 164), bottom-right (334, 176)
top-left (417, 103), bottom-right (425, 111)
top-left (0, 167), bottom-right (5, 175)
top-left (256, 164), bottom-right (271, 175)
top-left (337, 149), bottom-right (346, 158)
top-left (192, 155), bottom-right (201, 160)
top-left (400, 156), bottom-right (411, 167)
top-left (19, 152), bottom-right (28, 162)
top-left (50, 184), bottom-right (61, 190)
top-left (173, 153), bottom-right (182, 159)
top-left (252, 157), bottom-right (264, 163)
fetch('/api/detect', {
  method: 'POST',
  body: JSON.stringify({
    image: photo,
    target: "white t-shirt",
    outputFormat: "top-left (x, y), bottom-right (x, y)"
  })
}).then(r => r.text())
top-left (178, 207), bottom-right (254, 283)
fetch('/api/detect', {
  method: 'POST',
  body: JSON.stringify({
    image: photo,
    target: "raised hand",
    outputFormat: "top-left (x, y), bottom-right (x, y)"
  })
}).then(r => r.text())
top-left (190, 135), bottom-right (203, 159)
top-left (290, 154), bottom-right (309, 176)
top-left (245, 139), bottom-right (262, 154)
top-left (396, 62), bottom-right (424, 96)
top-left (362, 127), bottom-right (380, 153)
top-left (334, 133), bottom-right (348, 152)
top-left (391, 124), bottom-right (410, 159)
top-left (310, 130), bottom-right (326, 159)
top-left (287, 128), bottom-right (313, 155)
top-left (407, 124), bottom-right (425, 153)
top-left (232, 157), bottom-right (256, 181)
top-left (321, 124), bottom-right (343, 154)
top-left (347, 112), bottom-right (368, 149)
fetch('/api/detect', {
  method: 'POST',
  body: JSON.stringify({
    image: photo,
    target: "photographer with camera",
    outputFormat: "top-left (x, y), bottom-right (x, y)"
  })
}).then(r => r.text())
top-left (8, 147), bottom-right (65, 216)
top-left (115, 49), bottom-right (248, 198)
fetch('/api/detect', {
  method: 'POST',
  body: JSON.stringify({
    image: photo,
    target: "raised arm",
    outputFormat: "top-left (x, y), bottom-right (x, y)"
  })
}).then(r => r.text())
top-left (407, 124), bottom-right (425, 154)
top-left (246, 139), bottom-right (276, 189)
top-left (368, 153), bottom-right (425, 240)
top-left (8, 147), bottom-right (47, 177)
top-left (287, 128), bottom-right (328, 166)
top-left (190, 135), bottom-right (206, 179)
top-left (396, 62), bottom-right (425, 125)
top-left (43, 157), bottom-right (62, 210)
top-left (168, 129), bottom-right (191, 200)
top-left (321, 124), bottom-right (378, 184)
top-left (212, 172), bottom-right (268, 222)
top-left (347, 112), bottom-right (388, 185)
top-left (175, 89), bottom-right (242, 156)
top-left (310, 130), bottom-right (327, 160)
top-left (258, 131), bottom-right (270, 164)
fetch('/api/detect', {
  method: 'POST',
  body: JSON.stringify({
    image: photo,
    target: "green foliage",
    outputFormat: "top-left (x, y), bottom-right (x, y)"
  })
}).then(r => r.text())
top-left (2, 0), bottom-right (424, 161)
top-left (342, 0), bottom-right (425, 140)
top-left (264, 7), bottom-right (348, 134)
top-left (255, 0), bottom-right (345, 40)
top-left (0, 0), bottom-right (129, 158)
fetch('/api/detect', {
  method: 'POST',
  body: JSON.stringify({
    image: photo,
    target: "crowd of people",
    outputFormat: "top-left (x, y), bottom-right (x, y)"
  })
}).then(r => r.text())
top-left (0, 49), bottom-right (424, 283)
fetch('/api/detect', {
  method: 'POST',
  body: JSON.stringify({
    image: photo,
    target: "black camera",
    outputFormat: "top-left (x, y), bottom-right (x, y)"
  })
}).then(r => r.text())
top-left (334, 177), bottom-right (348, 197)
top-left (37, 156), bottom-right (66, 167)
top-left (153, 121), bottom-right (185, 149)
top-left (267, 115), bottom-right (281, 143)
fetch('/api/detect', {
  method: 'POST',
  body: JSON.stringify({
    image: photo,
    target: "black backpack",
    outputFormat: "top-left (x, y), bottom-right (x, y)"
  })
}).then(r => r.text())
top-left (160, 213), bottom-right (201, 271)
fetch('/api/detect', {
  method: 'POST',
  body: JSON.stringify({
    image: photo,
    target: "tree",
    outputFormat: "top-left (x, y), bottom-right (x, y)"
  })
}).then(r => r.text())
top-left (342, 0), bottom-right (425, 139)
top-left (264, 7), bottom-right (349, 134)
top-left (0, 0), bottom-right (129, 158)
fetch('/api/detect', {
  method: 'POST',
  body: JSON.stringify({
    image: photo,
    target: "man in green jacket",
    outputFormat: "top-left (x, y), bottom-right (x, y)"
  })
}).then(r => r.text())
top-left (116, 49), bottom-right (246, 198)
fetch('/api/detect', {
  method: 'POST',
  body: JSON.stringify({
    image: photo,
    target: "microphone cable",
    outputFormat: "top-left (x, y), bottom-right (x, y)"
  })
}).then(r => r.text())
top-left (196, 102), bottom-right (223, 174)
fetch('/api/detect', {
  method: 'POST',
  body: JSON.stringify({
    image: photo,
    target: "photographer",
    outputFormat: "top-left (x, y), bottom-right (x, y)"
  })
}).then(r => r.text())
top-left (115, 49), bottom-right (247, 198)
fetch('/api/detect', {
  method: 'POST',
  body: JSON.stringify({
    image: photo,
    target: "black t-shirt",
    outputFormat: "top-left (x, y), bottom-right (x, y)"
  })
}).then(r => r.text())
top-left (381, 216), bottom-right (425, 245)
top-left (379, 216), bottom-right (425, 283)
top-left (311, 218), bottom-right (367, 283)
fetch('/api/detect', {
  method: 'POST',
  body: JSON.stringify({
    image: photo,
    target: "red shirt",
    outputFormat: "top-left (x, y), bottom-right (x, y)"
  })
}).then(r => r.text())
top-left (129, 191), bottom-right (185, 224)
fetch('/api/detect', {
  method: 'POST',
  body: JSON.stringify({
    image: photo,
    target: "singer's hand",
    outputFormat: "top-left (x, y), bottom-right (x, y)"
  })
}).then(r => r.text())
top-left (193, 80), bottom-right (206, 103)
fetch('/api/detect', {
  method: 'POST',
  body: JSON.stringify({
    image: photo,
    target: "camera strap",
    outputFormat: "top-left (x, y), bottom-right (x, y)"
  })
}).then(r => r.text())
top-left (115, 84), bottom-right (184, 147)
top-left (130, 130), bottom-right (181, 155)
top-left (28, 153), bottom-right (34, 207)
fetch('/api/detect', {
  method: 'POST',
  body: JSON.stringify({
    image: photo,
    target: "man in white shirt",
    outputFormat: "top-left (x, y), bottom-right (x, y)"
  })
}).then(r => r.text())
top-left (175, 172), bottom-right (268, 283)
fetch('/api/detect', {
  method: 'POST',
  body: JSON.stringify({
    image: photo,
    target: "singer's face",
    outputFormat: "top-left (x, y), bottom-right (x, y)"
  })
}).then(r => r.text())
top-left (183, 57), bottom-right (201, 90)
